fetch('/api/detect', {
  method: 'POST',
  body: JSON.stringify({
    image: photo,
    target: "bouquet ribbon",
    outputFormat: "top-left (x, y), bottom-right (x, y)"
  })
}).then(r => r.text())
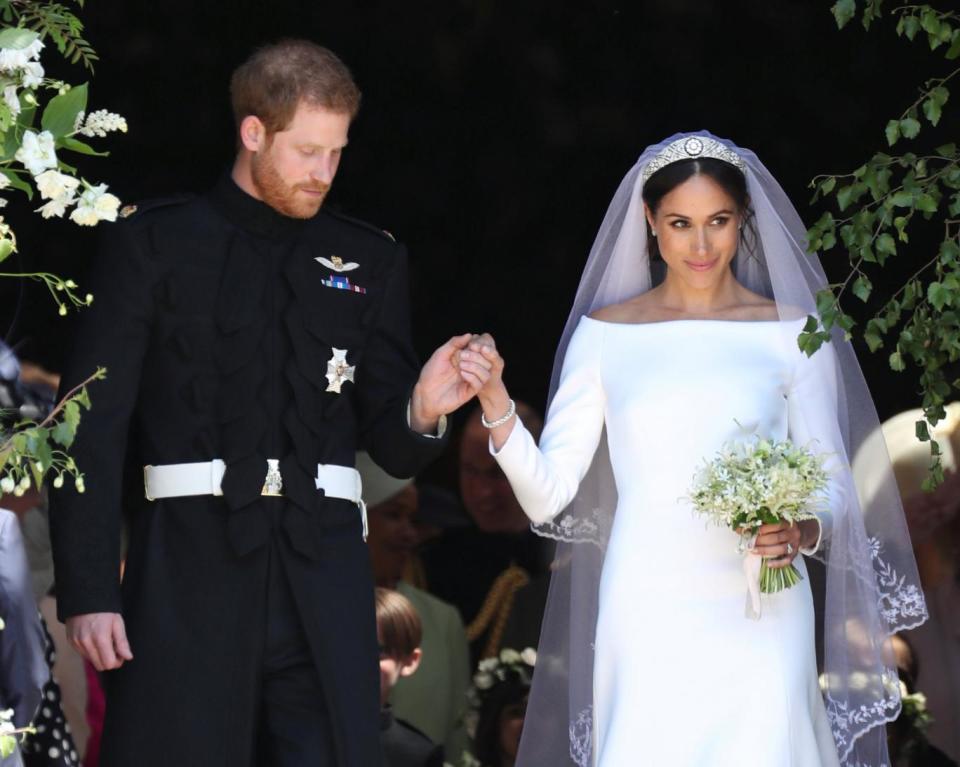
top-left (742, 533), bottom-right (762, 621)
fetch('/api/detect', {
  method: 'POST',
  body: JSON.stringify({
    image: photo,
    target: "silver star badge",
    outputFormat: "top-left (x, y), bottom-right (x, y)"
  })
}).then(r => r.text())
top-left (316, 255), bottom-right (360, 272)
top-left (325, 348), bottom-right (356, 393)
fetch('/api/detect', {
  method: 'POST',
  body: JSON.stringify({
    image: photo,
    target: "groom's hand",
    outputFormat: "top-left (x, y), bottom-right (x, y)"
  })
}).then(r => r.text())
top-left (66, 612), bottom-right (133, 671)
top-left (410, 333), bottom-right (493, 432)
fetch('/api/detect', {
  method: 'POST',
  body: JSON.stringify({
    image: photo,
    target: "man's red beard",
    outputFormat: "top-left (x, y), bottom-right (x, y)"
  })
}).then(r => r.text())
top-left (251, 146), bottom-right (329, 219)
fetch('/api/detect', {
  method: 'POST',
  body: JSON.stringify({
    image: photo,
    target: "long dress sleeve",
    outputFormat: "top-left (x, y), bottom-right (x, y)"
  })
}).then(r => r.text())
top-left (786, 338), bottom-right (848, 556)
top-left (491, 318), bottom-right (606, 524)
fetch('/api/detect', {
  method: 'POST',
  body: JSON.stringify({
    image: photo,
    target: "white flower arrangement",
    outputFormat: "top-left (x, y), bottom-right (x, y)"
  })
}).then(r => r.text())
top-left (898, 680), bottom-right (932, 733)
top-left (688, 435), bottom-right (829, 594)
top-left (74, 108), bottom-right (127, 138)
top-left (464, 647), bottom-right (537, 740)
top-left (0, 7), bottom-right (111, 501)
top-left (0, 23), bottom-right (127, 305)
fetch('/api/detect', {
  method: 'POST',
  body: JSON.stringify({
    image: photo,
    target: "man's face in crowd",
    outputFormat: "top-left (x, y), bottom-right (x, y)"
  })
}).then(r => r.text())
top-left (251, 103), bottom-right (350, 219)
top-left (459, 419), bottom-right (529, 534)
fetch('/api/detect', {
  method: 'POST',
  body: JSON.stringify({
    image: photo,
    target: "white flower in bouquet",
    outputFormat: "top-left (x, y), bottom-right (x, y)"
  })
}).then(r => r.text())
top-left (20, 60), bottom-right (44, 89)
top-left (36, 170), bottom-right (81, 220)
top-left (69, 183), bottom-right (120, 226)
top-left (688, 436), bottom-right (829, 600)
top-left (15, 129), bottom-right (57, 176)
top-left (3, 85), bottom-right (20, 116)
top-left (499, 648), bottom-right (521, 665)
top-left (521, 647), bottom-right (537, 666)
top-left (473, 671), bottom-right (494, 690)
top-left (0, 37), bottom-right (43, 73)
top-left (35, 170), bottom-right (79, 201)
top-left (76, 109), bottom-right (128, 138)
top-left (0, 173), bottom-right (10, 191)
top-left (37, 196), bottom-right (72, 219)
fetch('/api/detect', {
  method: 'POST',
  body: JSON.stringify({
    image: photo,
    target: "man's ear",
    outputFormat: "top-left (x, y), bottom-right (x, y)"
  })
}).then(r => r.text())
top-left (399, 647), bottom-right (422, 677)
top-left (239, 115), bottom-right (266, 152)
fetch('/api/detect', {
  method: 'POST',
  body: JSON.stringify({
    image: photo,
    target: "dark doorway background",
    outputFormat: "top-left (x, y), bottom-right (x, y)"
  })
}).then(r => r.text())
top-left (1, 0), bottom-right (943, 429)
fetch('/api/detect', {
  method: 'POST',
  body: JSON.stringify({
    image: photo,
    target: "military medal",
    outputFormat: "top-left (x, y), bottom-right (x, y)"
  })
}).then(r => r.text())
top-left (316, 255), bottom-right (360, 272)
top-left (320, 275), bottom-right (367, 294)
top-left (325, 348), bottom-right (356, 393)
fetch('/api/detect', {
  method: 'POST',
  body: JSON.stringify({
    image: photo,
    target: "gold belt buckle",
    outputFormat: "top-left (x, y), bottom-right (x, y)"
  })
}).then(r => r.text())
top-left (261, 458), bottom-right (283, 497)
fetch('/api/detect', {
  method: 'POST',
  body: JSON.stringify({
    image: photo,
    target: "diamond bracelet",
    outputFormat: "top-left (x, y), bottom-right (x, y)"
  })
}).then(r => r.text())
top-left (481, 398), bottom-right (516, 429)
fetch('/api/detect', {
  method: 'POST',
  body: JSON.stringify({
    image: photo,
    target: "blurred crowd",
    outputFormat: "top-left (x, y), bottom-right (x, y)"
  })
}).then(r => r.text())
top-left (2, 339), bottom-right (959, 767)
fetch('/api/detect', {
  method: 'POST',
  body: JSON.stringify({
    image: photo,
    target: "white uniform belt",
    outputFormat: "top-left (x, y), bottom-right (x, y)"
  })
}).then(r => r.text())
top-left (143, 460), bottom-right (362, 502)
top-left (143, 460), bottom-right (367, 539)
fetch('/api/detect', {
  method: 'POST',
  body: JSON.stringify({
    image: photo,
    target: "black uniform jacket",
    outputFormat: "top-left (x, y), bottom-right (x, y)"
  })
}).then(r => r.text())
top-left (380, 707), bottom-right (444, 767)
top-left (49, 176), bottom-right (448, 767)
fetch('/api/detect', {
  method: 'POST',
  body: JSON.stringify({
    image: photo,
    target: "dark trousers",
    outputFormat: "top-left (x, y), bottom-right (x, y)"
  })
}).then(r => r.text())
top-left (255, 542), bottom-right (336, 767)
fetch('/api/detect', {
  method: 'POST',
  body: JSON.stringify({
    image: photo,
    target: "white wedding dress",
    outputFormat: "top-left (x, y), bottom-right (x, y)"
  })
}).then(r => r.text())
top-left (493, 316), bottom-right (842, 767)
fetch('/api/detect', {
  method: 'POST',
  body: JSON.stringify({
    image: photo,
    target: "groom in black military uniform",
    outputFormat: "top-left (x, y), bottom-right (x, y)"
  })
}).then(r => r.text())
top-left (49, 41), bottom-right (488, 767)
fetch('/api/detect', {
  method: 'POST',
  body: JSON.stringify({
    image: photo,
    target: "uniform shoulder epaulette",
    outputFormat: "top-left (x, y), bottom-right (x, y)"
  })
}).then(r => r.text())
top-left (119, 194), bottom-right (195, 220)
top-left (324, 206), bottom-right (398, 244)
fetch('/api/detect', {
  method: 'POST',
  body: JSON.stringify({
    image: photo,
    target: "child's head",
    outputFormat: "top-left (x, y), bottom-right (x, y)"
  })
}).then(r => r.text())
top-left (468, 649), bottom-right (536, 767)
top-left (374, 587), bottom-right (423, 706)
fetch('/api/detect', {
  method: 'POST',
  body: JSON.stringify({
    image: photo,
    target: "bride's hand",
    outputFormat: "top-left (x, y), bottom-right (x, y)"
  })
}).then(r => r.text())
top-left (459, 334), bottom-right (516, 441)
top-left (458, 333), bottom-right (505, 398)
top-left (751, 520), bottom-right (818, 568)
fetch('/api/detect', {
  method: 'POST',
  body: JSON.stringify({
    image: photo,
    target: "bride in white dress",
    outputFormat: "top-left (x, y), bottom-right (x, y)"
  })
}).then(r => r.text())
top-left (454, 134), bottom-right (927, 767)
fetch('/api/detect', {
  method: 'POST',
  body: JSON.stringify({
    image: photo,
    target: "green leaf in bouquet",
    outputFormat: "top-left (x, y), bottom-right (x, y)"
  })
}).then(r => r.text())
top-left (0, 27), bottom-right (40, 50)
top-left (0, 168), bottom-right (34, 201)
top-left (1, 732), bottom-right (16, 758)
top-left (51, 399), bottom-right (82, 447)
top-left (41, 82), bottom-right (88, 139)
top-left (58, 135), bottom-right (108, 157)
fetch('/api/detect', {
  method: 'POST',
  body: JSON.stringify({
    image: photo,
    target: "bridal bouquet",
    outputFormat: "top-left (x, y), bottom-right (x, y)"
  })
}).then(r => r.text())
top-left (688, 437), bottom-right (828, 599)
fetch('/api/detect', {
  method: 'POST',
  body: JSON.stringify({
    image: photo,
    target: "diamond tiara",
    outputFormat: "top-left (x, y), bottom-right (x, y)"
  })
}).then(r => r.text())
top-left (640, 136), bottom-right (746, 187)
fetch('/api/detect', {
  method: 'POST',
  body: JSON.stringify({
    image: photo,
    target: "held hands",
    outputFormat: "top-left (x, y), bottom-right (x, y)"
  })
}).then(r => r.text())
top-left (411, 333), bottom-right (495, 431)
top-left (749, 520), bottom-right (819, 569)
top-left (465, 334), bottom-right (506, 401)
top-left (66, 612), bottom-right (133, 671)
top-left (410, 332), bottom-right (511, 433)
top-left (463, 335), bottom-right (519, 448)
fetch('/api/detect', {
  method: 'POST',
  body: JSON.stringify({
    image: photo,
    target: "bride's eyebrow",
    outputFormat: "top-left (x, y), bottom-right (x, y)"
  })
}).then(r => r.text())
top-left (663, 209), bottom-right (735, 218)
